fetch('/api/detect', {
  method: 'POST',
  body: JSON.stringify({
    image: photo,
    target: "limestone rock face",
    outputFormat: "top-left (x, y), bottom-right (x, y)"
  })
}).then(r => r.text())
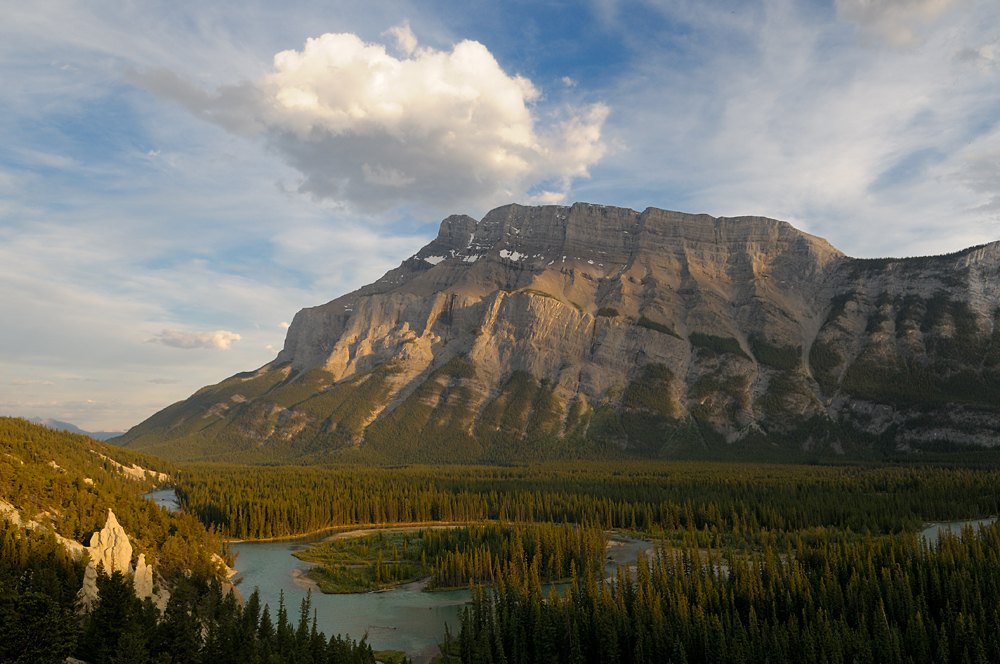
top-left (88, 509), bottom-right (132, 574)
top-left (118, 203), bottom-right (1000, 460)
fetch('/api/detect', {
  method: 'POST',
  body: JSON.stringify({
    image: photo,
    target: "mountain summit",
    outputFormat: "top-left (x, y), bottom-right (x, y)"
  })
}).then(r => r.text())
top-left (118, 203), bottom-right (1000, 462)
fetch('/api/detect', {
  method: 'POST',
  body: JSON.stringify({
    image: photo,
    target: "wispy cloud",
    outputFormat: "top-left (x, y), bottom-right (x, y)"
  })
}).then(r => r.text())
top-left (584, 0), bottom-right (1000, 256)
top-left (835, 0), bottom-right (963, 46)
top-left (2, 0), bottom-right (998, 432)
top-left (958, 150), bottom-right (1000, 213)
top-left (133, 23), bottom-right (608, 212)
top-left (11, 378), bottom-right (54, 385)
top-left (146, 329), bottom-right (242, 350)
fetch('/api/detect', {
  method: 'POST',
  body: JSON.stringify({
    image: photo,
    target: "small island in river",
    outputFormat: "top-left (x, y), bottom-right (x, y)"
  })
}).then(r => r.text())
top-left (293, 521), bottom-right (606, 594)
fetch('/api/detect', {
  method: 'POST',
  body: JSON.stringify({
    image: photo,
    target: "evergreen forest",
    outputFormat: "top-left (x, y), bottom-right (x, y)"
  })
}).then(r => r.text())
top-left (6, 416), bottom-right (1000, 662)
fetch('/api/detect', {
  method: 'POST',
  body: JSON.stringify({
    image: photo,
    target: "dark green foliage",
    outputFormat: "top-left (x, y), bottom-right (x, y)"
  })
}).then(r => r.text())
top-left (365, 358), bottom-right (480, 463)
top-left (824, 292), bottom-right (856, 326)
top-left (0, 418), bottom-right (222, 580)
top-left (986, 316), bottom-right (1000, 368)
top-left (689, 332), bottom-right (750, 359)
top-left (264, 366), bottom-right (338, 408)
top-left (585, 405), bottom-right (627, 447)
top-left (525, 381), bottom-right (564, 443)
top-left (297, 522), bottom-right (605, 593)
top-left (75, 572), bottom-right (378, 664)
top-left (688, 372), bottom-right (750, 428)
top-left (596, 307), bottom-right (619, 318)
top-left (689, 372), bottom-right (749, 408)
top-left (476, 371), bottom-right (545, 459)
top-left (748, 335), bottom-right (801, 371)
top-left (176, 461), bottom-right (1000, 541)
top-left (562, 398), bottom-right (592, 439)
top-left (0, 589), bottom-right (78, 664)
top-left (845, 245), bottom-right (984, 287)
top-left (296, 364), bottom-right (400, 442)
top-left (0, 520), bottom-right (81, 664)
top-left (755, 373), bottom-right (808, 418)
top-left (117, 362), bottom-right (401, 463)
top-left (634, 316), bottom-right (681, 339)
top-left (457, 523), bottom-right (1000, 664)
top-left (621, 364), bottom-right (676, 417)
top-left (841, 346), bottom-right (1000, 409)
top-left (809, 341), bottom-right (841, 392)
top-left (920, 295), bottom-right (986, 364)
top-left (79, 570), bottom-right (152, 663)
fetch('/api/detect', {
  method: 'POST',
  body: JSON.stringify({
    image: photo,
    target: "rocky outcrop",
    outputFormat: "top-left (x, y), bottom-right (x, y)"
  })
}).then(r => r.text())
top-left (118, 203), bottom-right (1000, 461)
top-left (88, 509), bottom-right (132, 574)
top-left (133, 552), bottom-right (153, 598)
top-left (76, 561), bottom-right (99, 613)
top-left (77, 510), bottom-right (171, 613)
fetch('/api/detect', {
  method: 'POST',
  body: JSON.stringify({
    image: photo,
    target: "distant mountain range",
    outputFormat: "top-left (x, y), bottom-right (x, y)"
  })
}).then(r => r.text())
top-left (116, 203), bottom-right (1000, 463)
top-left (29, 417), bottom-right (125, 441)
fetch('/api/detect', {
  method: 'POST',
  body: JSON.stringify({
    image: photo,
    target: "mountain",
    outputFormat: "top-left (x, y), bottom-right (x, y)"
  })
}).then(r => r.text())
top-left (116, 203), bottom-right (1000, 463)
top-left (28, 417), bottom-right (125, 441)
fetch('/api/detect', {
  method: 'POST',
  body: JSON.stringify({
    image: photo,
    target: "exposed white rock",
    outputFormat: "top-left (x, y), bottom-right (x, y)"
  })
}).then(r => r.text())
top-left (92, 451), bottom-right (169, 483)
top-left (133, 552), bottom-right (154, 599)
top-left (212, 552), bottom-right (239, 579)
top-left (76, 510), bottom-right (176, 613)
top-left (0, 499), bottom-right (21, 526)
top-left (88, 508), bottom-right (132, 574)
top-left (55, 532), bottom-right (86, 560)
top-left (76, 562), bottom-right (98, 613)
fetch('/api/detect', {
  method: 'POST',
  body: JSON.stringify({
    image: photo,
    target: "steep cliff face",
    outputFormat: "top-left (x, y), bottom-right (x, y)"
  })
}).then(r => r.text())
top-left (118, 203), bottom-right (1000, 462)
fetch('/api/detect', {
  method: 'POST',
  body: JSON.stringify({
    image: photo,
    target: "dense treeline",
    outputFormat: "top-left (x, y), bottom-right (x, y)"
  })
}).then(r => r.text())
top-left (1, 520), bottom-right (376, 663)
top-left (0, 417), bottom-right (225, 579)
top-left (453, 524), bottom-right (1000, 664)
top-left (1, 418), bottom-right (376, 662)
top-left (176, 462), bottom-right (1000, 540)
top-left (0, 519), bottom-right (83, 663)
top-left (76, 571), bottom-right (375, 664)
top-left (423, 522), bottom-right (606, 589)
top-left (297, 523), bottom-right (606, 593)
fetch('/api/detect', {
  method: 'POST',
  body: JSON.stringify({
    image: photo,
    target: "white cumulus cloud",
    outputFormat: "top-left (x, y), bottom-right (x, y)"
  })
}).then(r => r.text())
top-left (146, 329), bottom-right (242, 350)
top-left (134, 25), bottom-right (607, 212)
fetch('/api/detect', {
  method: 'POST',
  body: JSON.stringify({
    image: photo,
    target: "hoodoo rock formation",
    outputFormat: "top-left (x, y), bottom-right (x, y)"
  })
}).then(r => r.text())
top-left (87, 509), bottom-right (132, 574)
top-left (76, 509), bottom-right (170, 612)
top-left (118, 203), bottom-right (1000, 462)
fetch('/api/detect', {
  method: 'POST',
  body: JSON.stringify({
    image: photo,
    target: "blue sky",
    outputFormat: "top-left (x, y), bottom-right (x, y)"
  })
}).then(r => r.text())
top-left (2, 0), bottom-right (999, 430)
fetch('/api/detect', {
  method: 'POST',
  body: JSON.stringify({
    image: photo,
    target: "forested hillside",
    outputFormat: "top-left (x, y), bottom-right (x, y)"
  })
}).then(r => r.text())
top-left (0, 417), bottom-right (380, 663)
top-left (0, 417), bottom-right (222, 578)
